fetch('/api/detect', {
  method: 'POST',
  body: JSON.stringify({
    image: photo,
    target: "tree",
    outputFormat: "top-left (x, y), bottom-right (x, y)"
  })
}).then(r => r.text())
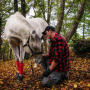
top-left (55, 0), bottom-right (65, 34)
top-left (14, 0), bottom-right (18, 12)
top-left (0, 0), bottom-right (14, 60)
top-left (65, 0), bottom-right (87, 42)
top-left (0, 0), bottom-right (2, 60)
top-left (21, 0), bottom-right (26, 17)
top-left (0, 17), bottom-right (2, 60)
top-left (27, 0), bottom-right (55, 25)
top-left (47, 0), bottom-right (54, 24)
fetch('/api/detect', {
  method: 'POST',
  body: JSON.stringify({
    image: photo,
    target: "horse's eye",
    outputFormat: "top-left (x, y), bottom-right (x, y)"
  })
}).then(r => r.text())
top-left (32, 30), bottom-right (36, 34)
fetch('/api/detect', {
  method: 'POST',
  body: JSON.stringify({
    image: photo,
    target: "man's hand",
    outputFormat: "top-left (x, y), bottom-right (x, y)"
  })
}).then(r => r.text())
top-left (42, 53), bottom-right (49, 57)
top-left (43, 68), bottom-right (52, 77)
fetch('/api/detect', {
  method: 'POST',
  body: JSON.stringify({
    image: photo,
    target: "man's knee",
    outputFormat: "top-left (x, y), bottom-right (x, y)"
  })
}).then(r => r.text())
top-left (42, 76), bottom-right (56, 87)
top-left (42, 75), bottom-right (60, 87)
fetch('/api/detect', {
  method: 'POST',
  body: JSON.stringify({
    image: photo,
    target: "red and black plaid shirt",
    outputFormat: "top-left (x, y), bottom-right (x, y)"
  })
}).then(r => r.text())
top-left (48, 33), bottom-right (71, 72)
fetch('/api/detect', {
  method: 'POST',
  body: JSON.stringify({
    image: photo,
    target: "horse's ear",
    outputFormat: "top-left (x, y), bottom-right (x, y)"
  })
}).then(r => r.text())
top-left (32, 30), bottom-right (36, 34)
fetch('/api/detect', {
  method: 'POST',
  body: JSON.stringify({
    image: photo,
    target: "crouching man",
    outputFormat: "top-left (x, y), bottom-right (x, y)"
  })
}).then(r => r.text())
top-left (41, 26), bottom-right (71, 87)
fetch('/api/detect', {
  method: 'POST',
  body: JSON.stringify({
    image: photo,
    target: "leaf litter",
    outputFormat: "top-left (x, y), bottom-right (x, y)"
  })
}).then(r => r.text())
top-left (0, 52), bottom-right (90, 90)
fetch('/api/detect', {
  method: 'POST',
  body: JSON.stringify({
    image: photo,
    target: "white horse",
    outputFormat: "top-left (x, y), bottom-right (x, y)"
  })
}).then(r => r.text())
top-left (4, 12), bottom-right (49, 81)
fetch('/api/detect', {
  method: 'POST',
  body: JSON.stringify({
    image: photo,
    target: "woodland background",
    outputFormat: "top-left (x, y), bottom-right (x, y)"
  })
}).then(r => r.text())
top-left (0, 0), bottom-right (90, 60)
top-left (0, 0), bottom-right (90, 90)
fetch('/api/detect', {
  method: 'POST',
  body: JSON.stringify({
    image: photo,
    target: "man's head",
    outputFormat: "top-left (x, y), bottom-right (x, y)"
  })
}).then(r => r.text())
top-left (42, 26), bottom-right (55, 39)
top-left (42, 26), bottom-right (55, 35)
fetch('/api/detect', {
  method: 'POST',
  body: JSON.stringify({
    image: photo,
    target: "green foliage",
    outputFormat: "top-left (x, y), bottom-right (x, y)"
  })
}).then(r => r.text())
top-left (1, 39), bottom-right (14, 60)
top-left (75, 0), bottom-right (82, 3)
top-left (0, 0), bottom-right (14, 33)
top-left (2, 40), bottom-right (9, 54)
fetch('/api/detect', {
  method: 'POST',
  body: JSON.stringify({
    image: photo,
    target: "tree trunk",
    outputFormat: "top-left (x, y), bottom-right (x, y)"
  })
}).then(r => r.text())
top-left (14, 0), bottom-right (18, 12)
top-left (10, 49), bottom-right (12, 60)
top-left (0, 18), bottom-right (2, 60)
top-left (64, 1), bottom-right (74, 36)
top-left (83, 11), bottom-right (85, 39)
top-left (47, 0), bottom-right (52, 25)
top-left (0, 1), bottom-right (2, 60)
top-left (65, 0), bottom-right (86, 42)
top-left (42, 0), bottom-right (45, 20)
top-left (21, 0), bottom-right (26, 17)
top-left (55, 0), bottom-right (65, 34)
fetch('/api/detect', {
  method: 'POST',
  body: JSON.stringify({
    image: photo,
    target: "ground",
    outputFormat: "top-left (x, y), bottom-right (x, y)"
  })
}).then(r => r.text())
top-left (0, 51), bottom-right (90, 90)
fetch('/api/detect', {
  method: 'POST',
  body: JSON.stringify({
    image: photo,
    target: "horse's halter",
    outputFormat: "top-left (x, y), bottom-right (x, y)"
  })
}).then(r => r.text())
top-left (23, 36), bottom-right (43, 58)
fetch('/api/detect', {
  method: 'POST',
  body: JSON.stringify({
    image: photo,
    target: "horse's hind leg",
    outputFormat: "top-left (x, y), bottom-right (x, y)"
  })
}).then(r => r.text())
top-left (9, 44), bottom-right (20, 77)
top-left (10, 42), bottom-right (25, 81)
top-left (18, 42), bottom-right (25, 77)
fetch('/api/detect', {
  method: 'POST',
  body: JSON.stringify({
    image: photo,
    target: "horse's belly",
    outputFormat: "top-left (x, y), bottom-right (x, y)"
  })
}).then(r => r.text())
top-left (8, 37), bottom-right (21, 45)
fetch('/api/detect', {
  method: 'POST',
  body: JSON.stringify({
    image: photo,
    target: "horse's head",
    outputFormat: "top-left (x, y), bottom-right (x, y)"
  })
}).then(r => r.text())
top-left (23, 30), bottom-right (43, 65)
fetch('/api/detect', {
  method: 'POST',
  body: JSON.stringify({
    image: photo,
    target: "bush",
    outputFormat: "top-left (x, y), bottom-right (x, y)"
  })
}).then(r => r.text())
top-left (72, 39), bottom-right (90, 55)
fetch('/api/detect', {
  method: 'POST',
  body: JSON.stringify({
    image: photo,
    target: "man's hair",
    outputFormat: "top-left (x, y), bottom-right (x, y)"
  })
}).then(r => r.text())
top-left (45, 26), bottom-right (55, 31)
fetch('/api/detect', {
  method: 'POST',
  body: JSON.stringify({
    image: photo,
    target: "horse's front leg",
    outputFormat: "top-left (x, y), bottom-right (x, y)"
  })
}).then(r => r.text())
top-left (17, 42), bottom-right (25, 81)
top-left (42, 36), bottom-right (49, 53)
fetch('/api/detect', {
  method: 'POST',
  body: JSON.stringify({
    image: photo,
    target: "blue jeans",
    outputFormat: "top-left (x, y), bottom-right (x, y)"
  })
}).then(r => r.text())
top-left (41, 57), bottom-right (66, 87)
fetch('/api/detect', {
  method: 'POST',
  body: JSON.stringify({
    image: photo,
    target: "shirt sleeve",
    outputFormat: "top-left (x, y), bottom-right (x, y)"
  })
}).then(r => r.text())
top-left (52, 38), bottom-right (64, 63)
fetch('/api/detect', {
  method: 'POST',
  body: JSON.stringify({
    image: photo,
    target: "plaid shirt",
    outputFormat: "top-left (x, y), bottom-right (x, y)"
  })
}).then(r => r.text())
top-left (49, 33), bottom-right (71, 72)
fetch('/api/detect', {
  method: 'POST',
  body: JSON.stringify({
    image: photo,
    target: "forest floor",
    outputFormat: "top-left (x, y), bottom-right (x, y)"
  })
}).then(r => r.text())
top-left (0, 51), bottom-right (90, 90)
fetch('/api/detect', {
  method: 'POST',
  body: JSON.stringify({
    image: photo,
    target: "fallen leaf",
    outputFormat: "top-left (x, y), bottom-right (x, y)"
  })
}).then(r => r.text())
top-left (74, 83), bottom-right (77, 88)
top-left (87, 83), bottom-right (90, 87)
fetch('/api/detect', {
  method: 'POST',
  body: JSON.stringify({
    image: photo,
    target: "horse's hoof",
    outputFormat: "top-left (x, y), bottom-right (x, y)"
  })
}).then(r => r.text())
top-left (17, 76), bottom-right (23, 81)
top-left (13, 73), bottom-right (19, 80)
top-left (16, 73), bottom-right (19, 78)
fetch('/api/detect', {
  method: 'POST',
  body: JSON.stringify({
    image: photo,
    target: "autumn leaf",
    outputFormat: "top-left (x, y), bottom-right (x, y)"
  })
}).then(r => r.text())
top-left (74, 83), bottom-right (77, 88)
top-left (87, 83), bottom-right (90, 87)
top-left (0, 79), bottom-right (3, 84)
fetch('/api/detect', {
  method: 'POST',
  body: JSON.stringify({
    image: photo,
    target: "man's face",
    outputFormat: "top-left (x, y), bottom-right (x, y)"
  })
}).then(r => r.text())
top-left (45, 29), bottom-right (51, 39)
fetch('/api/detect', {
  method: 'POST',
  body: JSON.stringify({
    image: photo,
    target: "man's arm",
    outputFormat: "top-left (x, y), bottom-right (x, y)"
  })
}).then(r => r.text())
top-left (43, 61), bottom-right (57, 77)
top-left (49, 61), bottom-right (57, 71)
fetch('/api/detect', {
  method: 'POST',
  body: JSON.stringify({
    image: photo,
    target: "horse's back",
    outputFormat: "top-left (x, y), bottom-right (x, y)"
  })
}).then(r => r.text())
top-left (4, 12), bottom-right (30, 40)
